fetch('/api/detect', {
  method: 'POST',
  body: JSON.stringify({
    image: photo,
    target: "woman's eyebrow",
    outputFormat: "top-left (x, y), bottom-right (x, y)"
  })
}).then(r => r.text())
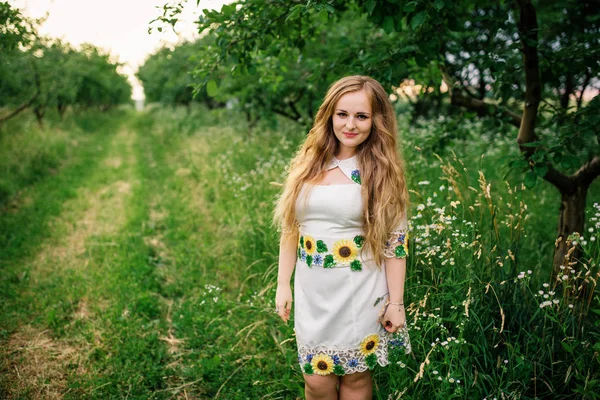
top-left (335, 109), bottom-right (371, 116)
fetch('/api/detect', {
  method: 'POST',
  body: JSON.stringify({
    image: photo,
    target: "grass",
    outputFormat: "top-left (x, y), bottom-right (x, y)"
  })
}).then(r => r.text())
top-left (0, 105), bottom-right (599, 399)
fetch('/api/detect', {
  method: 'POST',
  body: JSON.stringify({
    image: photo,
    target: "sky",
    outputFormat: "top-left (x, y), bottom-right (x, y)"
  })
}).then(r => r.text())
top-left (15, 0), bottom-right (232, 100)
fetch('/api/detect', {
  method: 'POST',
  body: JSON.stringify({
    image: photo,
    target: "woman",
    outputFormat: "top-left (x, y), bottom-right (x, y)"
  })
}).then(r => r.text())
top-left (274, 75), bottom-right (411, 399)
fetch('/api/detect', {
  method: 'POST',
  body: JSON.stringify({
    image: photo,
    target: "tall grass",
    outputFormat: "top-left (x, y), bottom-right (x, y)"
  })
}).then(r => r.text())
top-left (0, 108), bottom-right (130, 205)
top-left (145, 107), bottom-right (599, 398)
top-left (0, 105), bottom-right (598, 399)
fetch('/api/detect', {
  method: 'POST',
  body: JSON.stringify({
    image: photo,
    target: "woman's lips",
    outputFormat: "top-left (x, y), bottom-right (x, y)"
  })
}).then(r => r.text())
top-left (343, 132), bottom-right (358, 138)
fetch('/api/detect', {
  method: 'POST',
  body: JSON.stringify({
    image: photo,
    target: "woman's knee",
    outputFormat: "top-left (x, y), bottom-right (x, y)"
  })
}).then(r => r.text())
top-left (304, 374), bottom-right (338, 398)
top-left (339, 370), bottom-right (372, 392)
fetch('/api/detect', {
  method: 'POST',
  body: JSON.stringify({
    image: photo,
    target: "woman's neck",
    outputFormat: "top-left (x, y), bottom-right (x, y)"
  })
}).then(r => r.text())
top-left (335, 149), bottom-right (356, 161)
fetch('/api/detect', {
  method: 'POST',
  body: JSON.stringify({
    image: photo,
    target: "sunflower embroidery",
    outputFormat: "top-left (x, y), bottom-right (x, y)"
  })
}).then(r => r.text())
top-left (304, 235), bottom-right (317, 255)
top-left (359, 334), bottom-right (380, 356)
top-left (332, 239), bottom-right (359, 265)
top-left (311, 354), bottom-right (334, 376)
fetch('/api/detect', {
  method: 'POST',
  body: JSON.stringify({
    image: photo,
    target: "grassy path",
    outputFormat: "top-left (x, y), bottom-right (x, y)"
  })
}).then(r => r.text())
top-left (1, 117), bottom-right (171, 398)
top-left (1, 112), bottom-right (302, 399)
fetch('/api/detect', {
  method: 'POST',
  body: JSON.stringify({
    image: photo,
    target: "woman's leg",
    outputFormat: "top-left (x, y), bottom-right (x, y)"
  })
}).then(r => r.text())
top-left (303, 373), bottom-right (339, 400)
top-left (338, 370), bottom-right (372, 400)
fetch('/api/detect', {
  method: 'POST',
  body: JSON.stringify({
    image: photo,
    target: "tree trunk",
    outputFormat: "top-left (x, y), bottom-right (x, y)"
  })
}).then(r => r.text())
top-left (57, 103), bottom-right (67, 119)
top-left (553, 184), bottom-right (587, 272)
top-left (34, 106), bottom-right (45, 127)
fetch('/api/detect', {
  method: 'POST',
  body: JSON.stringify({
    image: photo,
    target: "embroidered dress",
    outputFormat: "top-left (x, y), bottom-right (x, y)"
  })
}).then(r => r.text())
top-left (294, 155), bottom-right (411, 376)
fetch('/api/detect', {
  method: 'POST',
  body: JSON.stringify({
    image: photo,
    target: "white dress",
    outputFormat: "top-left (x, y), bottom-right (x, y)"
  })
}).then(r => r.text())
top-left (294, 155), bottom-right (411, 376)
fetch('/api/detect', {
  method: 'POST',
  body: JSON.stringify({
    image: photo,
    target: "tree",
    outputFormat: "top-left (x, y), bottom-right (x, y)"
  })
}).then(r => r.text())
top-left (0, 1), bottom-right (39, 124)
top-left (154, 0), bottom-right (599, 273)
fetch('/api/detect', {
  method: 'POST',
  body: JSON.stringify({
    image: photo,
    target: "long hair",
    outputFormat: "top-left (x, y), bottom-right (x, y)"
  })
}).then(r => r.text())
top-left (274, 75), bottom-right (409, 266)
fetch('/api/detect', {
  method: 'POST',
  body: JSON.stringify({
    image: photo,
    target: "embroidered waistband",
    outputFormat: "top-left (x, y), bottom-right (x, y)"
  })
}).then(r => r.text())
top-left (297, 233), bottom-right (368, 271)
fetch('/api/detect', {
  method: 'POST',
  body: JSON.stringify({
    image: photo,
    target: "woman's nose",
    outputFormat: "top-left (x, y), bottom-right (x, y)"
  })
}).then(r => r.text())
top-left (345, 117), bottom-right (356, 130)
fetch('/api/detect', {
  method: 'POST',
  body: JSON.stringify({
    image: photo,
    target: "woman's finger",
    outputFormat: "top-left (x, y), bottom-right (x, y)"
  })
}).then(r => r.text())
top-left (276, 303), bottom-right (285, 320)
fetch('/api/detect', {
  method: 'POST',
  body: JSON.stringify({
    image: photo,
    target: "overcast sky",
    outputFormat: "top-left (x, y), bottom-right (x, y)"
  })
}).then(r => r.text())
top-left (15, 0), bottom-right (231, 100)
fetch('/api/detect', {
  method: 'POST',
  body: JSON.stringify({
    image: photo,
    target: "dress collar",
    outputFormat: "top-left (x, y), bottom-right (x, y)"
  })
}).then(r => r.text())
top-left (326, 155), bottom-right (361, 185)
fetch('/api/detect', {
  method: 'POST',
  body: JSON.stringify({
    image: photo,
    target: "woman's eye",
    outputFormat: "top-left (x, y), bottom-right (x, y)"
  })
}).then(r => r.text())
top-left (357, 115), bottom-right (367, 120)
top-left (337, 113), bottom-right (347, 117)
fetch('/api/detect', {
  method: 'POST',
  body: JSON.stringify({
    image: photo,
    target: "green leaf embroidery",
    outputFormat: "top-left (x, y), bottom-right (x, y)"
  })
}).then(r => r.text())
top-left (323, 255), bottom-right (336, 268)
top-left (303, 362), bottom-right (314, 374)
top-left (351, 169), bottom-right (361, 185)
top-left (316, 240), bottom-right (328, 253)
top-left (299, 235), bottom-right (304, 248)
top-left (353, 235), bottom-right (364, 248)
top-left (350, 259), bottom-right (362, 272)
top-left (365, 353), bottom-right (378, 369)
top-left (297, 247), bottom-right (301, 259)
top-left (333, 364), bottom-right (345, 375)
top-left (395, 245), bottom-right (407, 258)
top-left (306, 255), bottom-right (313, 267)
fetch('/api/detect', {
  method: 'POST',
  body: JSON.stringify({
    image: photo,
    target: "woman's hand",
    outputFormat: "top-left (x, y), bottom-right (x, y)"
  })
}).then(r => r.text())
top-left (275, 283), bottom-right (293, 323)
top-left (380, 304), bottom-right (406, 333)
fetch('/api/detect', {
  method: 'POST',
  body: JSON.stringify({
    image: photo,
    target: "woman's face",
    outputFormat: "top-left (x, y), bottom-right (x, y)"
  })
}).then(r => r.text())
top-left (331, 90), bottom-right (373, 157)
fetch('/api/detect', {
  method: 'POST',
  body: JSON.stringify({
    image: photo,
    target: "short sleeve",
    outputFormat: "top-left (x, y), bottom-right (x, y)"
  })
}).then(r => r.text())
top-left (383, 213), bottom-right (409, 259)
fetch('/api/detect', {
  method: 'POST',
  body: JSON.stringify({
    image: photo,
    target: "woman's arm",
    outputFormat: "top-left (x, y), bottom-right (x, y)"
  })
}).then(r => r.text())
top-left (382, 256), bottom-right (407, 332)
top-left (275, 232), bottom-right (298, 323)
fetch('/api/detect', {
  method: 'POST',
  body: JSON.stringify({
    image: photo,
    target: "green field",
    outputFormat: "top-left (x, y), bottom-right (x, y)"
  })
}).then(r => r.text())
top-left (1, 107), bottom-right (599, 399)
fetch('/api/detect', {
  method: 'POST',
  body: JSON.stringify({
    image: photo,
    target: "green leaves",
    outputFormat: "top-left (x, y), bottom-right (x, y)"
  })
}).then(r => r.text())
top-left (365, 0), bottom-right (376, 14)
top-left (382, 16), bottom-right (395, 33)
top-left (206, 80), bottom-right (218, 97)
top-left (524, 170), bottom-right (537, 189)
top-left (410, 11), bottom-right (426, 30)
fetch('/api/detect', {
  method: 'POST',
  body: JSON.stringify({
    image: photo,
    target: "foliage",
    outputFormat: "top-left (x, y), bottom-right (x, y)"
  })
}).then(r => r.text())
top-left (153, 0), bottom-right (599, 178)
top-left (0, 3), bottom-right (131, 124)
top-left (0, 1), bottom-right (33, 52)
top-left (137, 38), bottom-right (220, 110)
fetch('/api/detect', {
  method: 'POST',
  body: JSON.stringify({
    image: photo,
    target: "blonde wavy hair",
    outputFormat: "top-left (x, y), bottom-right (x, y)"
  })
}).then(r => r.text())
top-left (274, 75), bottom-right (409, 266)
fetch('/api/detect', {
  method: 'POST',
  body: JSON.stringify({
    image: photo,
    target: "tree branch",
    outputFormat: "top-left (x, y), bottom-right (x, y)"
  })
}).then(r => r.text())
top-left (543, 163), bottom-right (575, 193)
top-left (575, 156), bottom-right (600, 190)
top-left (577, 67), bottom-right (592, 111)
top-left (272, 107), bottom-right (299, 122)
top-left (440, 65), bottom-right (522, 127)
top-left (0, 63), bottom-right (40, 124)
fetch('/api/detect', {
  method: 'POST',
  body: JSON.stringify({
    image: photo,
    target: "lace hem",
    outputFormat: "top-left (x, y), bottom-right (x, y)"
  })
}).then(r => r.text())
top-left (383, 230), bottom-right (409, 259)
top-left (297, 330), bottom-right (411, 376)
